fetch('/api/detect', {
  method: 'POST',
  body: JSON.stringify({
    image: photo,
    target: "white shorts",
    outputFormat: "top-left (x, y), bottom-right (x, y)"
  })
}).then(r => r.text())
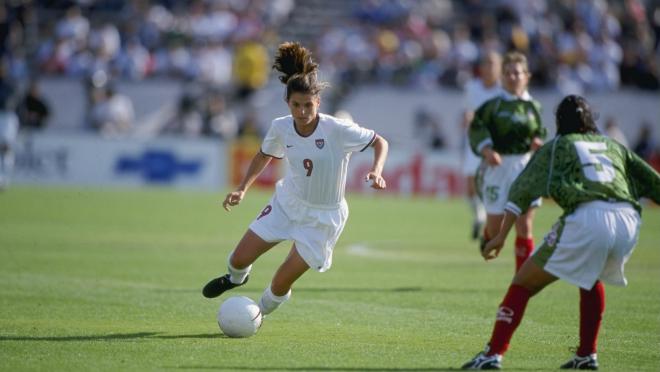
top-left (480, 153), bottom-right (541, 214)
top-left (248, 189), bottom-right (349, 272)
top-left (532, 201), bottom-right (640, 289)
top-left (462, 145), bottom-right (482, 176)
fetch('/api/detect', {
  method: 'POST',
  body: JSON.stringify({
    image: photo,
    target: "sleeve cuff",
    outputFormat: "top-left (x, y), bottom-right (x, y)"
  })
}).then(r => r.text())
top-left (505, 201), bottom-right (523, 216)
top-left (360, 132), bottom-right (377, 152)
top-left (260, 149), bottom-right (283, 159)
top-left (476, 138), bottom-right (494, 154)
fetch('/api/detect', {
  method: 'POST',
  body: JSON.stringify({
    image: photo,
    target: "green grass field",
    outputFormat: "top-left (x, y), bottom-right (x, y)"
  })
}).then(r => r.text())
top-left (1, 187), bottom-right (658, 371)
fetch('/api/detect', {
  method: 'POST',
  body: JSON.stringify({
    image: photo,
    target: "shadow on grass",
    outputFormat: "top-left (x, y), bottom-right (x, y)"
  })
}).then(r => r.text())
top-left (294, 287), bottom-right (423, 293)
top-left (163, 367), bottom-right (461, 371)
top-left (157, 286), bottom-right (497, 295)
top-left (165, 367), bottom-right (547, 371)
top-left (0, 332), bottom-right (226, 342)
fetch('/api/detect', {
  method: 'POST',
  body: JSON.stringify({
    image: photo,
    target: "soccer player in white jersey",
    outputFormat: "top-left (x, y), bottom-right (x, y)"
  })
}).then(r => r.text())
top-left (461, 51), bottom-right (502, 239)
top-left (202, 42), bottom-right (389, 317)
top-left (0, 110), bottom-right (19, 190)
top-left (461, 95), bottom-right (660, 370)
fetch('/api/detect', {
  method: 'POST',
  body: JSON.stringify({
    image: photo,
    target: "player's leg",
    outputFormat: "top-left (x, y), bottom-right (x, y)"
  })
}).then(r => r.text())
top-left (462, 259), bottom-right (557, 369)
top-left (513, 208), bottom-right (535, 272)
top-left (578, 281), bottom-right (605, 357)
top-left (0, 143), bottom-right (9, 188)
top-left (202, 229), bottom-right (278, 298)
top-left (558, 281), bottom-right (604, 370)
top-left (467, 175), bottom-right (486, 240)
top-left (259, 243), bottom-right (309, 315)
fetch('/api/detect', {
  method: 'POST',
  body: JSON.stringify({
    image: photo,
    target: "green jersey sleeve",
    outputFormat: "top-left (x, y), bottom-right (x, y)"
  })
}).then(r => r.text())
top-left (505, 141), bottom-right (553, 215)
top-left (468, 99), bottom-right (496, 156)
top-left (507, 134), bottom-right (660, 217)
top-left (626, 149), bottom-right (660, 204)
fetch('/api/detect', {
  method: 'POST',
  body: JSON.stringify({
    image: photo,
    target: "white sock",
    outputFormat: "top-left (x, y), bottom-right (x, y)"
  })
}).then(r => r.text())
top-left (258, 285), bottom-right (291, 315)
top-left (227, 255), bottom-right (251, 284)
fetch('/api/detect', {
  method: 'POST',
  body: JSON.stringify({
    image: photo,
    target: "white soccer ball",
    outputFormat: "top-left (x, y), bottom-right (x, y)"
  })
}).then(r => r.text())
top-left (217, 296), bottom-right (262, 338)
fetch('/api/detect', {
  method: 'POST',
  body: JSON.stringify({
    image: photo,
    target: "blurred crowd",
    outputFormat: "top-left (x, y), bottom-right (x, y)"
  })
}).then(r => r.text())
top-left (319, 0), bottom-right (660, 94)
top-left (0, 0), bottom-right (658, 164)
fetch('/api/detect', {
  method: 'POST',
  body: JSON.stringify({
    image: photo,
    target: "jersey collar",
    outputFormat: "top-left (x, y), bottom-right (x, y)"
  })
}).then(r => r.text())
top-left (292, 114), bottom-right (321, 138)
top-left (501, 90), bottom-right (532, 102)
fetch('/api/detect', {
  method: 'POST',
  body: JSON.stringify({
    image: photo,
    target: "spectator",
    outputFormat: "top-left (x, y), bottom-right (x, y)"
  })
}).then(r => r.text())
top-left (633, 122), bottom-right (655, 161)
top-left (603, 116), bottom-right (629, 147)
top-left (90, 83), bottom-right (135, 137)
top-left (414, 107), bottom-right (445, 151)
top-left (232, 37), bottom-right (269, 102)
top-left (203, 90), bottom-right (238, 139)
top-left (162, 91), bottom-right (203, 137)
top-left (17, 80), bottom-right (50, 131)
top-left (237, 107), bottom-right (262, 141)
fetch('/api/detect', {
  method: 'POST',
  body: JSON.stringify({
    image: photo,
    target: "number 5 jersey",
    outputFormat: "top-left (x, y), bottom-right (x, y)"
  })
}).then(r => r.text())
top-left (505, 133), bottom-right (660, 217)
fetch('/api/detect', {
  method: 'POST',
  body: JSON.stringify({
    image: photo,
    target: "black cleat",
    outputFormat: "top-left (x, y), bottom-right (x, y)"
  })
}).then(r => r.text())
top-left (560, 354), bottom-right (598, 370)
top-left (461, 351), bottom-right (502, 370)
top-left (471, 221), bottom-right (484, 241)
top-left (202, 274), bottom-right (248, 298)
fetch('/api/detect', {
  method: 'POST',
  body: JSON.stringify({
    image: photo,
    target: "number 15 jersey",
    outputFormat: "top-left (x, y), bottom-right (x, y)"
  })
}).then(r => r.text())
top-left (261, 113), bottom-right (376, 208)
top-left (506, 133), bottom-right (660, 217)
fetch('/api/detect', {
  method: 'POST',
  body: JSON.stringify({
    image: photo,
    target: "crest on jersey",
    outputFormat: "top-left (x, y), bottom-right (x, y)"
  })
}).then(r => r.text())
top-left (315, 139), bottom-right (325, 149)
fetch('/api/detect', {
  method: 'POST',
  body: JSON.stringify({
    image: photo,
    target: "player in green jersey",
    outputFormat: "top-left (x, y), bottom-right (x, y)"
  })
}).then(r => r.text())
top-left (461, 95), bottom-right (660, 370)
top-left (469, 51), bottom-right (546, 272)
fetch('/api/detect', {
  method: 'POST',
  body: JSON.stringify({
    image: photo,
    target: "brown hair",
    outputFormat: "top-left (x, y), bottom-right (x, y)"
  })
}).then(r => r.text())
top-left (272, 42), bottom-right (329, 101)
top-left (502, 51), bottom-right (529, 73)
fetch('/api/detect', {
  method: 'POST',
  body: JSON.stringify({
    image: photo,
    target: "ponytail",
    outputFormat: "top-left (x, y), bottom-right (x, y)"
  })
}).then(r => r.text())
top-left (272, 42), bottom-right (328, 100)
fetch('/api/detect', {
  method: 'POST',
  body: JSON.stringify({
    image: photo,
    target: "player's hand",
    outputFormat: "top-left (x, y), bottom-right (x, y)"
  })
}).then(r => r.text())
top-left (365, 172), bottom-right (387, 190)
top-left (482, 235), bottom-right (505, 260)
top-left (483, 148), bottom-right (502, 166)
top-left (531, 137), bottom-right (543, 151)
top-left (223, 190), bottom-right (245, 211)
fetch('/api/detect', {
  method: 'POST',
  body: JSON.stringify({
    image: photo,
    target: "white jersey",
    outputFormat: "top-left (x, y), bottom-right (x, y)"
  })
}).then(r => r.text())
top-left (261, 113), bottom-right (376, 208)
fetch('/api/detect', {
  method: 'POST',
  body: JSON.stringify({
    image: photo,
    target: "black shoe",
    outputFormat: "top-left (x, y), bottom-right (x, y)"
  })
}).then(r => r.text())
top-left (472, 221), bottom-right (484, 241)
top-left (202, 274), bottom-right (248, 298)
top-left (560, 353), bottom-right (598, 370)
top-left (461, 351), bottom-right (502, 370)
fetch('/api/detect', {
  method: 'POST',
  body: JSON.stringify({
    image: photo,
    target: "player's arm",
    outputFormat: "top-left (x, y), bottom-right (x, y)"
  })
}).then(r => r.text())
top-left (482, 211), bottom-right (516, 260)
top-left (365, 134), bottom-right (388, 189)
top-left (626, 149), bottom-right (660, 204)
top-left (469, 102), bottom-right (501, 165)
top-left (483, 145), bottom-right (551, 259)
top-left (530, 102), bottom-right (546, 151)
top-left (223, 152), bottom-right (272, 211)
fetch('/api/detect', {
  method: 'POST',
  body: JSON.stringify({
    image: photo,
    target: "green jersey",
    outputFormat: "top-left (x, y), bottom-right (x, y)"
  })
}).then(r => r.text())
top-left (506, 133), bottom-right (660, 217)
top-left (469, 92), bottom-right (546, 155)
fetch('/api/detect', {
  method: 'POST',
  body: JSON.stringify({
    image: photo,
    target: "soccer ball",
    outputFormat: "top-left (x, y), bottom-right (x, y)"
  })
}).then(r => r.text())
top-left (217, 296), bottom-right (262, 338)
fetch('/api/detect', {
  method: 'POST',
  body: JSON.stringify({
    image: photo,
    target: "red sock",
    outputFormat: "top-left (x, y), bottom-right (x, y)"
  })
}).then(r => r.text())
top-left (514, 237), bottom-right (534, 272)
top-left (577, 281), bottom-right (605, 356)
top-left (487, 284), bottom-right (532, 355)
